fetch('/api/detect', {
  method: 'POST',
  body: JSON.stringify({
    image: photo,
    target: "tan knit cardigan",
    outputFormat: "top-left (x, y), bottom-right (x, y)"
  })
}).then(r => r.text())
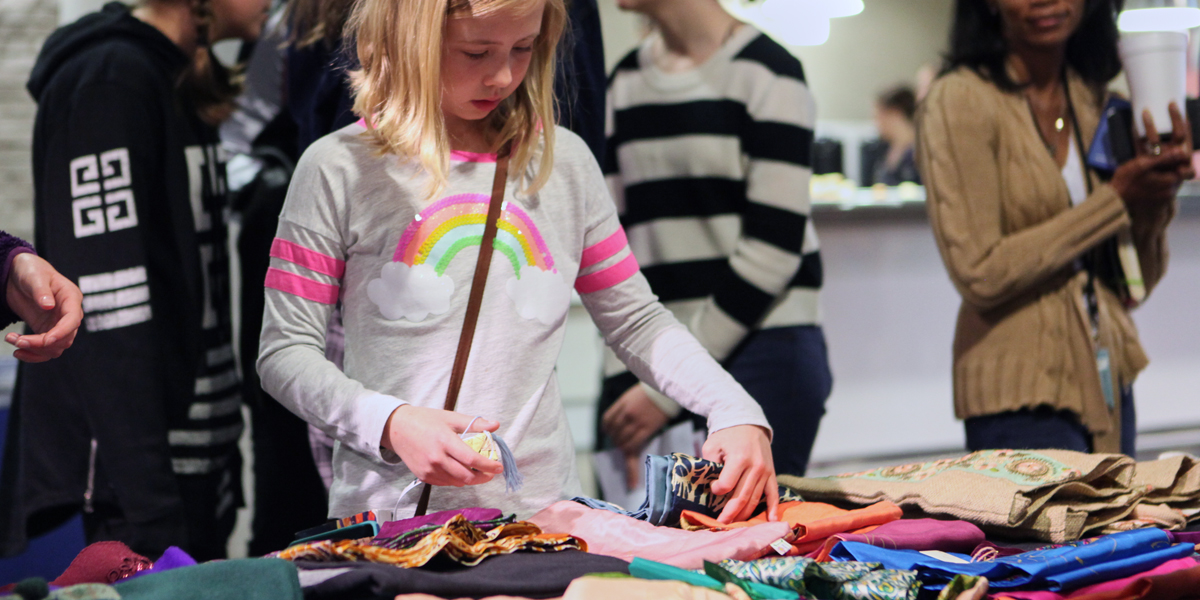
top-left (916, 67), bottom-right (1175, 453)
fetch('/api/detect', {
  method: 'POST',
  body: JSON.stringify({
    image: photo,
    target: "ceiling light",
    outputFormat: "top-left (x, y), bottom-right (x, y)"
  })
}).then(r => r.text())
top-left (826, 0), bottom-right (865, 18)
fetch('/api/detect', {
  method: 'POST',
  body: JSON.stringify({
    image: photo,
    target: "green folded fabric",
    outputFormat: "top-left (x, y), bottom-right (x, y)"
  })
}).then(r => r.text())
top-left (628, 557), bottom-right (798, 599)
top-left (114, 559), bottom-right (300, 600)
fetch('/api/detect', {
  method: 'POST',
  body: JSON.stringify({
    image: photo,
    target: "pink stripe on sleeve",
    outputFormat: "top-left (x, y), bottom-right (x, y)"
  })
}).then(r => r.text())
top-left (575, 253), bottom-right (640, 295)
top-left (265, 268), bottom-right (340, 305)
top-left (270, 238), bottom-right (346, 278)
top-left (580, 227), bottom-right (628, 270)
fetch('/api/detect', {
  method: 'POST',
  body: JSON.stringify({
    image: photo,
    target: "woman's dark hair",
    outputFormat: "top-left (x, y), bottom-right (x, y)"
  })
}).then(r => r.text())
top-left (877, 86), bottom-right (917, 121)
top-left (943, 0), bottom-right (1125, 90)
top-left (176, 0), bottom-right (242, 125)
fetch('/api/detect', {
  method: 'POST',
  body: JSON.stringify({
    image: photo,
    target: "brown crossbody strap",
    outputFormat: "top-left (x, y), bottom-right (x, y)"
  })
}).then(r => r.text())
top-left (414, 142), bottom-right (511, 517)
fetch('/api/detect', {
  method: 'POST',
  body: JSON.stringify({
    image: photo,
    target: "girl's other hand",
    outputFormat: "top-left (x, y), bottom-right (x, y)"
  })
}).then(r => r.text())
top-left (380, 405), bottom-right (503, 487)
top-left (702, 424), bottom-right (778, 524)
top-left (1111, 103), bottom-right (1194, 210)
top-left (5, 253), bottom-right (82, 362)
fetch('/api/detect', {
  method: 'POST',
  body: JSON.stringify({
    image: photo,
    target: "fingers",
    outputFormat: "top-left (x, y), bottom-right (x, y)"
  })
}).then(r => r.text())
top-left (624, 451), bottom-right (642, 491)
top-left (451, 413), bottom-right (499, 434)
top-left (715, 462), bottom-right (768, 524)
top-left (1168, 102), bottom-right (1190, 150)
top-left (765, 476), bottom-right (780, 522)
top-left (1143, 109), bottom-right (1162, 153)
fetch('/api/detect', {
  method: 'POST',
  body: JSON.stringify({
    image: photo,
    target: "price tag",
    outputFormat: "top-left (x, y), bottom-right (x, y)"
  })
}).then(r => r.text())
top-left (770, 538), bottom-right (793, 555)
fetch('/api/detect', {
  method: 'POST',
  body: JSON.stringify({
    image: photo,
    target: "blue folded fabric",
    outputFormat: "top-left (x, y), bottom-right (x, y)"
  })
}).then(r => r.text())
top-left (571, 454), bottom-right (709, 526)
top-left (830, 528), bottom-right (1195, 592)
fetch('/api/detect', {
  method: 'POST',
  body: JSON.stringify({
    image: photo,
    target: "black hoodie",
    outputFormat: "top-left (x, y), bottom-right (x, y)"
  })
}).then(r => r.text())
top-left (1, 2), bottom-right (242, 559)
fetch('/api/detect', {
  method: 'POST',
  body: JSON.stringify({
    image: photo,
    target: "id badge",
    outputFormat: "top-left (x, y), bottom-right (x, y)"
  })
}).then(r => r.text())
top-left (1096, 348), bottom-right (1116, 410)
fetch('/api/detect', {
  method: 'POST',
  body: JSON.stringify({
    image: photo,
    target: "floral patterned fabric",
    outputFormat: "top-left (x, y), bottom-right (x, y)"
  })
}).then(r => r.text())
top-left (718, 557), bottom-right (920, 600)
top-left (778, 450), bottom-right (1142, 542)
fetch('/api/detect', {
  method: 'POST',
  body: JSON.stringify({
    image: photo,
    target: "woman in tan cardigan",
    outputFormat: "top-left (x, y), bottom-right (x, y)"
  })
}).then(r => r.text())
top-left (918, 0), bottom-right (1193, 455)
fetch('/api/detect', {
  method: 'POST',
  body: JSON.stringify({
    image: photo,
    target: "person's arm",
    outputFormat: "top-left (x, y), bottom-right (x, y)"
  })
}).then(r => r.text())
top-left (256, 149), bottom-right (500, 487)
top-left (1125, 103), bottom-right (1195, 298)
top-left (0, 232), bottom-right (36, 327)
top-left (918, 75), bottom-right (1132, 312)
top-left (579, 153), bottom-right (777, 523)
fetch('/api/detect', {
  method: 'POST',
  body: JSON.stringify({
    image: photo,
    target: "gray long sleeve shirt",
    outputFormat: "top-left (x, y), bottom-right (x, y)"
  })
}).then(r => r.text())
top-left (257, 123), bottom-right (770, 520)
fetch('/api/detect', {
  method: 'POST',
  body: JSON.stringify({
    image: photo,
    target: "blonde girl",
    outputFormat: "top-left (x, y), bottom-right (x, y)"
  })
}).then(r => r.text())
top-left (258, 0), bottom-right (779, 523)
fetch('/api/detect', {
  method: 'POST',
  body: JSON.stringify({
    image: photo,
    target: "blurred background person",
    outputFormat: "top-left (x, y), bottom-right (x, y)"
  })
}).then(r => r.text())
top-left (872, 85), bottom-right (921, 185)
top-left (598, 0), bottom-right (830, 496)
top-left (919, 0), bottom-right (1193, 456)
top-left (0, 0), bottom-right (268, 561)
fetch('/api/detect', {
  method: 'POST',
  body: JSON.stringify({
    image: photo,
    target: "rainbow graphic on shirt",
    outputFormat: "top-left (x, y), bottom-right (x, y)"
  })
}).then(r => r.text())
top-left (367, 193), bottom-right (570, 324)
top-left (393, 193), bottom-right (556, 278)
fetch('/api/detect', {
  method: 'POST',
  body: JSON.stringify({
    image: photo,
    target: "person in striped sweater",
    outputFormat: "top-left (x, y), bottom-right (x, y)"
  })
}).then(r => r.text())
top-left (599, 0), bottom-right (831, 485)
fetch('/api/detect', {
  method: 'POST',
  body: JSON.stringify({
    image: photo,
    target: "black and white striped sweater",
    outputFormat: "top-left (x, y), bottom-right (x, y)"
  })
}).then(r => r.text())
top-left (603, 26), bottom-right (822, 386)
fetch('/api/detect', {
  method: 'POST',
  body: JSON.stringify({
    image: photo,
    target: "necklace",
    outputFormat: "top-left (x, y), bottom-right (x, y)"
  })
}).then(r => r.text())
top-left (1026, 84), bottom-right (1068, 155)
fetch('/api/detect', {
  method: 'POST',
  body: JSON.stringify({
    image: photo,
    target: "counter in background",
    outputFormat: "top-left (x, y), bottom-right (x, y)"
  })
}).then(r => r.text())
top-left (555, 181), bottom-right (1200, 467)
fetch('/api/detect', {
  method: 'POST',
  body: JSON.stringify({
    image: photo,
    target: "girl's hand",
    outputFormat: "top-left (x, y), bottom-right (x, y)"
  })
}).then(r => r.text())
top-left (380, 405), bottom-right (504, 487)
top-left (4, 253), bottom-right (83, 362)
top-left (702, 424), bottom-right (778, 524)
top-left (1111, 103), bottom-right (1194, 210)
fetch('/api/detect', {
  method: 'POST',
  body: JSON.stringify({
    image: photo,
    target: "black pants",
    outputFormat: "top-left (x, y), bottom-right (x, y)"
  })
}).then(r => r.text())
top-left (964, 386), bottom-right (1137, 456)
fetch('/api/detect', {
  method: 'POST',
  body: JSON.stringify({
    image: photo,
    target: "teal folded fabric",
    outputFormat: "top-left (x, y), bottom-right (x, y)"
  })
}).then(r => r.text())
top-left (628, 557), bottom-right (799, 599)
top-left (114, 559), bottom-right (300, 600)
top-left (718, 557), bottom-right (920, 600)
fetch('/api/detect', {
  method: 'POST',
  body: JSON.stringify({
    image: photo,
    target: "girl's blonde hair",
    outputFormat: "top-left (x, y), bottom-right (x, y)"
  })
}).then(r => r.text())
top-left (346, 0), bottom-right (566, 201)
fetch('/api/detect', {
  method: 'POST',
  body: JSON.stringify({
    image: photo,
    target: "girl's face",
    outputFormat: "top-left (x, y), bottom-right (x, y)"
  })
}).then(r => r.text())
top-left (993, 0), bottom-right (1087, 50)
top-left (441, 1), bottom-right (545, 141)
top-left (209, 0), bottom-right (271, 42)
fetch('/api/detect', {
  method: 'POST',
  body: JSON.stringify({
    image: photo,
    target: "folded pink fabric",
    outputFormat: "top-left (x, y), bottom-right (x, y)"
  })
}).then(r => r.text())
top-left (808, 517), bottom-right (986, 561)
top-left (998, 557), bottom-right (1199, 600)
top-left (528, 501), bottom-right (792, 570)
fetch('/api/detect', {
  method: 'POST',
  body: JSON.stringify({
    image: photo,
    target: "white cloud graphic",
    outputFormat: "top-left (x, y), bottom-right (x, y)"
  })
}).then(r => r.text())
top-left (367, 262), bottom-right (454, 322)
top-left (506, 266), bottom-right (570, 325)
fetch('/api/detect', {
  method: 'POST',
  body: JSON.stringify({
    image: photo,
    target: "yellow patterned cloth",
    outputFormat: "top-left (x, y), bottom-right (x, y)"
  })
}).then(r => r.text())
top-left (463, 432), bottom-right (501, 461)
top-left (275, 515), bottom-right (585, 567)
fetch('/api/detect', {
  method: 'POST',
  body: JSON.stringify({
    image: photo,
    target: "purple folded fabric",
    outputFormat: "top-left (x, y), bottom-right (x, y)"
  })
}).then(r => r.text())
top-left (377, 508), bottom-right (503, 539)
top-left (125, 547), bottom-right (197, 580)
top-left (809, 518), bottom-right (986, 560)
top-left (1167, 530), bottom-right (1200, 545)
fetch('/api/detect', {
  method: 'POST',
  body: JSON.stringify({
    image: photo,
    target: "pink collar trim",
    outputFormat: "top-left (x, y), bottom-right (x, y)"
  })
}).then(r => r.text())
top-left (450, 150), bottom-right (498, 163)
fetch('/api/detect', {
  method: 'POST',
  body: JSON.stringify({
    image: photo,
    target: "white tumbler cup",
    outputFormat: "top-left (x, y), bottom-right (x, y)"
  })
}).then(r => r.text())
top-left (1119, 30), bottom-right (1188, 137)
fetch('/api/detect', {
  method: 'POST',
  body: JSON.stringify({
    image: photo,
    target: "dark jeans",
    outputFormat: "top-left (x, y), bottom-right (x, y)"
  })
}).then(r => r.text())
top-left (964, 386), bottom-right (1137, 456)
top-left (598, 325), bottom-right (832, 477)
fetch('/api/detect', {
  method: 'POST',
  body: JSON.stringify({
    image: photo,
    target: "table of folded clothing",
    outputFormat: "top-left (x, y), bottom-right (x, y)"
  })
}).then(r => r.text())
top-left (4, 449), bottom-right (1200, 600)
